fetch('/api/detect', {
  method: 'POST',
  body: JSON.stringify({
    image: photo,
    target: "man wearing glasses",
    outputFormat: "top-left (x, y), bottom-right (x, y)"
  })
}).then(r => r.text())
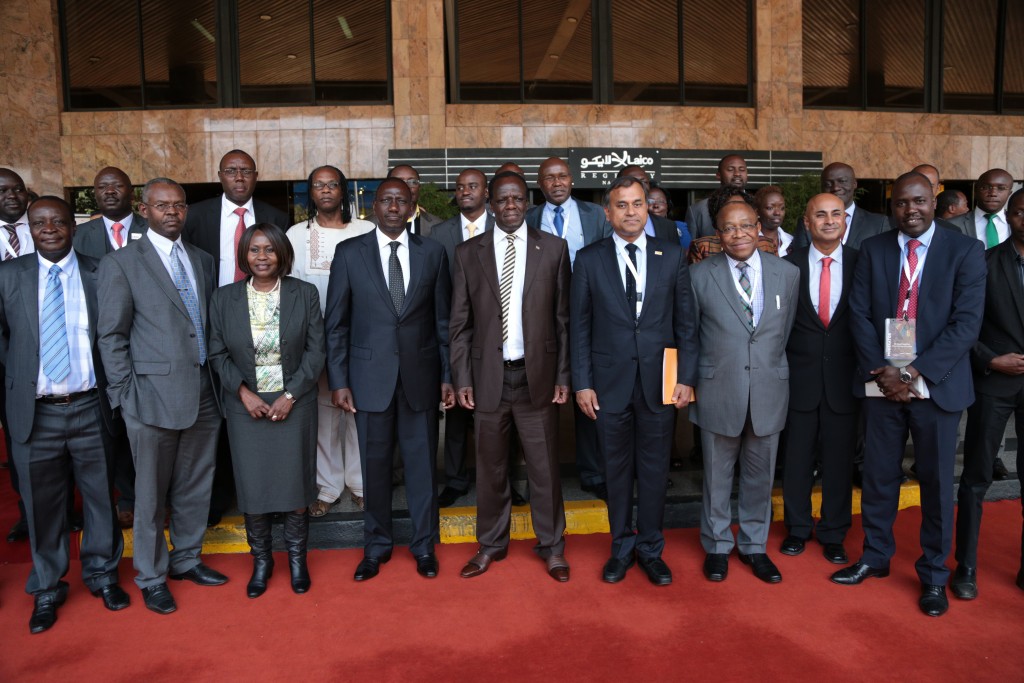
top-left (384, 165), bottom-right (442, 237)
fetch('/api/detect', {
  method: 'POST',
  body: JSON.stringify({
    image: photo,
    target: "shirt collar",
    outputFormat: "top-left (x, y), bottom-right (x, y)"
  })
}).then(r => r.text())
top-left (846, 203), bottom-right (856, 221)
top-left (898, 222), bottom-right (937, 249)
top-left (222, 195), bottom-right (255, 219)
top-left (147, 228), bottom-right (184, 256)
top-left (545, 197), bottom-right (575, 213)
top-left (459, 211), bottom-right (487, 230)
top-left (726, 247), bottom-right (762, 273)
top-left (975, 205), bottom-right (1006, 222)
top-left (5, 212), bottom-right (28, 228)
top-left (102, 214), bottom-right (133, 230)
top-left (612, 231), bottom-right (646, 254)
top-left (37, 248), bottom-right (77, 273)
top-left (496, 224), bottom-right (528, 242)
top-left (809, 242), bottom-right (843, 265)
top-left (376, 226), bottom-right (410, 250)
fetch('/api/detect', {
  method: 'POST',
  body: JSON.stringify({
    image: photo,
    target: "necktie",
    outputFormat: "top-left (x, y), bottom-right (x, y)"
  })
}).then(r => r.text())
top-left (4, 225), bottom-right (19, 261)
top-left (625, 243), bottom-right (639, 321)
top-left (985, 213), bottom-right (999, 248)
top-left (112, 222), bottom-right (124, 248)
top-left (1017, 254), bottom-right (1024, 289)
top-left (388, 242), bottom-right (404, 314)
top-left (553, 206), bottom-right (564, 238)
top-left (897, 238), bottom-right (922, 320)
top-left (40, 264), bottom-right (71, 382)
top-left (737, 262), bottom-right (753, 327)
top-left (467, 222), bottom-right (477, 238)
top-left (818, 257), bottom-right (832, 328)
top-left (171, 243), bottom-right (207, 364)
top-left (500, 234), bottom-right (516, 342)
top-left (233, 207), bottom-right (247, 282)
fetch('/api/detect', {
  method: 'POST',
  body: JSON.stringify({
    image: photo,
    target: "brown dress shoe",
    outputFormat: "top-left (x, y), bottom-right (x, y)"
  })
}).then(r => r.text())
top-left (546, 555), bottom-right (570, 582)
top-left (460, 549), bottom-right (507, 578)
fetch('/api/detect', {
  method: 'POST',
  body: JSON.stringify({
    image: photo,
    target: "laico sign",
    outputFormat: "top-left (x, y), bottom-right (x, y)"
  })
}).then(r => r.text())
top-left (568, 148), bottom-right (662, 188)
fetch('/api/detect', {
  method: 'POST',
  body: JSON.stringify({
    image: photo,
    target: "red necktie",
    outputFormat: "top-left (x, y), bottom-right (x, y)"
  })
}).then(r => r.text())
top-left (818, 256), bottom-right (832, 328)
top-left (233, 207), bottom-right (247, 282)
top-left (897, 238), bottom-right (922, 319)
top-left (112, 222), bottom-right (124, 248)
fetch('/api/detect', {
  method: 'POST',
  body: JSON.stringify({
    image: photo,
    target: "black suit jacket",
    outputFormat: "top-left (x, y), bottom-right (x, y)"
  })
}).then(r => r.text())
top-left (72, 213), bottom-right (148, 259)
top-left (794, 204), bottom-right (890, 250)
top-left (429, 212), bottom-right (494, 282)
top-left (784, 245), bottom-right (859, 414)
top-left (182, 195), bottom-right (290, 279)
top-left (971, 240), bottom-right (1024, 397)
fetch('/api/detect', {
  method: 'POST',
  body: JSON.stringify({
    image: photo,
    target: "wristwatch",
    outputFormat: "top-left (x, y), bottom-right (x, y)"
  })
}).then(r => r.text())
top-left (899, 369), bottom-right (913, 385)
top-left (284, 391), bottom-right (296, 402)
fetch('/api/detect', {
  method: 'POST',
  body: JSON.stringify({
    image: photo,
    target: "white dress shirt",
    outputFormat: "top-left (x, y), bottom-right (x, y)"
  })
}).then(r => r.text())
top-left (376, 227), bottom-right (410, 296)
top-left (725, 248), bottom-right (765, 326)
top-left (36, 250), bottom-right (95, 396)
top-left (103, 214), bottom-right (135, 250)
top-left (612, 231), bottom-right (646, 319)
top-left (218, 195), bottom-right (256, 287)
top-left (808, 243), bottom-right (843, 320)
top-left (971, 206), bottom-right (1008, 245)
top-left (0, 212), bottom-right (32, 260)
top-left (494, 225), bottom-right (527, 361)
top-left (147, 229), bottom-right (199, 293)
top-left (460, 211), bottom-right (487, 242)
top-left (538, 197), bottom-right (584, 265)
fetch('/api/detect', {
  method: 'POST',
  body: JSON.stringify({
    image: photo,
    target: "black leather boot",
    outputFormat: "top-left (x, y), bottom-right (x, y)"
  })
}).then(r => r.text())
top-left (244, 513), bottom-right (274, 598)
top-left (284, 511), bottom-right (311, 593)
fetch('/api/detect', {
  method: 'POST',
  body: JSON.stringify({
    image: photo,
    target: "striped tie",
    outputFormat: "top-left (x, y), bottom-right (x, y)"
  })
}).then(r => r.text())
top-left (500, 234), bottom-right (515, 342)
top-left (171, 243), bottom-right (207, 365)
top-left (40, 265), bottom-right (71, 382)
top-left (737, 262), bottom-right (753, 327)
top-left (4, 225), bottom-right (19, 261)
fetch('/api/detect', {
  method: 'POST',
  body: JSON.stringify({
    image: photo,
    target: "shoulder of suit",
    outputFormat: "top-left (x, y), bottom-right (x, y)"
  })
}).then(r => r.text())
top-left (576, 199), bottom-right (603, 214)
top-left (783, 245), bottom-right (810, 265)
top-left (75, 251), bottom-right (101, 271)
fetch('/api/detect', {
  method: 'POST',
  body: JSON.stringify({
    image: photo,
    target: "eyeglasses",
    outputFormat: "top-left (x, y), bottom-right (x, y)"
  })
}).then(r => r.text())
top-left (376, 197), bottom-right (410, 207)
top-left (145, 202), bottom-right (187, 212)
top-left (400, 178), bottom-right (421, 187)
top-left (719, 223), bottom-right (758, 235)
top-left (221, 168), bottom-right (255, 178)
top-left (311, 181), bottom-right (341, 190)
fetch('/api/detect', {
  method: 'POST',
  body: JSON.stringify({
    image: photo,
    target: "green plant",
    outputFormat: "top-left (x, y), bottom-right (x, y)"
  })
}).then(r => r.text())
top-left (417, 182), bottom-right (457, 220)
top-left (778, 173), bottom-right (821, 235)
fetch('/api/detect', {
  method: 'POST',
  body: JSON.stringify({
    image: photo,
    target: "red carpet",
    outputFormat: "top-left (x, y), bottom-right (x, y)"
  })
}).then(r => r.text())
top-left (1, 499), bottom-right (1023, 682)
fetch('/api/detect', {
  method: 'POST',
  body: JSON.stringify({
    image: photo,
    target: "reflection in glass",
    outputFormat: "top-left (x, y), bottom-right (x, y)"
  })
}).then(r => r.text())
top-left (455, 0), bottom-right (521, 101)
top-left (683, 0), bottom-right (749, 104)
top-left (1005, 3), bottom-right (1024, 111)
top-left (942, 0), bottom-right (997, 112)
top-left (63, 0), bottom-right (142, 109)
top-left (802, 0), bottom-right (861, 108)
top-left (238, 0), bottom-right (313, 105)
top-left (141, 0), bottom-right (218, 106)
top-left (313, 0), bottom-right (389, 102)
top-left (864, 0), bottom-right (925, 110)
top-left (522, 0), bottom-right (593, 101)
top-left (612, 0), bottom-right (678, 103)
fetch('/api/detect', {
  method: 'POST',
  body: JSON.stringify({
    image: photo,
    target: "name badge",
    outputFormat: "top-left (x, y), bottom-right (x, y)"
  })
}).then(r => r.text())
top-left (884, 317), bottom-right (916, 360)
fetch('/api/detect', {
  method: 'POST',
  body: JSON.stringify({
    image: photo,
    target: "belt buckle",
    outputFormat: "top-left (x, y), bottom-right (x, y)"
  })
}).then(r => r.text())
top-left (51, 394), bottom-right (72, 405)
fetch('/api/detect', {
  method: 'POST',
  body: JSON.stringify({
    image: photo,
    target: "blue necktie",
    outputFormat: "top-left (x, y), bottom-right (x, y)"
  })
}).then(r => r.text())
top-left (41, 264), bottom-right (71, 382)
top-left (171, 243), bottom-right (207, 365)
top-left (553, 206), bottom-right (564, 238)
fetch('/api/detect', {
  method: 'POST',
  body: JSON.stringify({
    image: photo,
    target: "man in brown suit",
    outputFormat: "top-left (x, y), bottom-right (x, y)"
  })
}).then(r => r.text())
top-left (449, 171), bottom-right (572, 582)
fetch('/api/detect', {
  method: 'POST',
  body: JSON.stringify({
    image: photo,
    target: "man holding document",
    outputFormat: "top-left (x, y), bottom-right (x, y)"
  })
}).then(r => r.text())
top-left (835, 171), bottom-right (985, 618)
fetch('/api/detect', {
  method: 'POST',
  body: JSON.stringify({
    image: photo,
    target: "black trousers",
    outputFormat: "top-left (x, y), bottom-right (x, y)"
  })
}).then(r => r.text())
top-left (574, 401), bottom-right (604, 487)
top-left (442, 403), bottom-right (472, 492)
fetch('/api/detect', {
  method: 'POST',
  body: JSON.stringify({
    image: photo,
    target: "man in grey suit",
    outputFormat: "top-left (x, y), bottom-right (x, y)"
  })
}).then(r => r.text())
top-left (98, 178), bottom-right (227, 616)
top-left (689, 198), bottom-right (799, 584)
top-left (686, 154), bottom-right (750, 239)
top-left (946, 168), bottom-right (1014, 244)
top-left (793, 163), bottom-right (890, 250)
top-left (0, 196), bottom-right (129, 633)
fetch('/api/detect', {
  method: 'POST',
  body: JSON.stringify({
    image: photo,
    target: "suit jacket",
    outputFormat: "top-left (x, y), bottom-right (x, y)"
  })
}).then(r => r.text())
top-left (369, 207), bottom-right (443, 238)
top-left (525, 199), bottom-right (611, 246)
top-left (324, 229), bottom-right (451, 413)
top-left (97, 233), bottom-right (219, 429)
top-left (570, 236), bottom-right (699, 413)
top-left (450, 227), bottom-right (571, 412)
top-left (72, 213), bottom-right (148, 259)
top-left (946, 211), bottom-right (981, 239)
top-left (429, 212), bottom-right (495, 281)
top-left (688, 252), bottom-right (800, 436)
top-left (685, 197), bottom-right (715, 239)
top-left (784, 245), bottom-right (860, 414)
top-left (794, 203), bottom-right (890, 250)
top-left (208, 276), bottom-right (326, 409)
top-left (849, 226), bottom-right (986, 412)
top-left (0, 251), bottom-right (119, 443)
top-left (970, 240), bottom-right (1024, 397)
top-left (182, 196), bottom-right (290, 279)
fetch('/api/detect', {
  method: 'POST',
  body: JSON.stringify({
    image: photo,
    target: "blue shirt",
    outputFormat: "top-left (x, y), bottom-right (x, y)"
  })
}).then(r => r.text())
top-left (539, 197), bottom-right (584, 267)
top-left (36, 250), bottom-right (95, 396)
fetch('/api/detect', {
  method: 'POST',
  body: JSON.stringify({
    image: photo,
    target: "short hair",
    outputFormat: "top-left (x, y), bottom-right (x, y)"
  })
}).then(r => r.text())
top-left (220, 149), bottom-right (255, 166)
top-left (603, 175), bottom-right (648, 207)
top-left (488, 170), bottom-right (527, 198)
top-left (387, 164), bottom-right (417, 178)
top-left (305, 165), bottom-right (351, 225)
top-left (648, 182), bottom-right (672, 212)
top-left (707, 187), bottom-right (756, 230)
top-left (1008, 187), bottom-right (1024, 211)
top-left (29, 195), bottom-right (73, 219)
top-left (893, 171), bottom-right (933, 192)
top-left (141, 177), bottom-right (186, 204)
top-left (935, 189), bottom-right (964, 216)
top-left (754, 185), bottom-right (783, 207)
top-left (236, 223), bottom-right (294, 278)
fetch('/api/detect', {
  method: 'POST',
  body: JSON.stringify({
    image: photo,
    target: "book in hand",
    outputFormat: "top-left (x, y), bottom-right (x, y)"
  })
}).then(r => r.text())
top-left (662, 348), bottom-right (695, 405)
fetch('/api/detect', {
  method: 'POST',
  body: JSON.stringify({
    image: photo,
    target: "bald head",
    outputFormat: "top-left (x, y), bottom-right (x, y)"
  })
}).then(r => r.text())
top-left (804, 193), bottom-right (847, 253)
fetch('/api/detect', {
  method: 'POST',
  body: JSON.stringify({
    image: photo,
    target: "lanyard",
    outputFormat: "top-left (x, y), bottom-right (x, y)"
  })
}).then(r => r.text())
top-left (899, 245), bottom-right (923, 318)
top-left (732, 266), bottom-right (754, 309)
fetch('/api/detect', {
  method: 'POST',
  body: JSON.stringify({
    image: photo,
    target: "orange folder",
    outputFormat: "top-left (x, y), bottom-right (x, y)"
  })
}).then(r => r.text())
top-left (661, 348), bottom-right (695, 404)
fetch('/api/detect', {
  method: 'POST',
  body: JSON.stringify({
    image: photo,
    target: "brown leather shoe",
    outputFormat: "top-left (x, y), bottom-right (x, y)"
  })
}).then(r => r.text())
top-left (546, 555), bottom-right (570, 582)
top-left (117, 509), bottom-right (134, 529)
top-left (460, 549), bottom-right (507, 578)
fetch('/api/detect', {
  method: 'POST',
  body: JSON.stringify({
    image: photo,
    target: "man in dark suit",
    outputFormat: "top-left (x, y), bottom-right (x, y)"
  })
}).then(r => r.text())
top-left (384, 165), bottom-right (443, 237)
top-left (952, 188), bottom-right (1024, 600)
top-left (685, 154), bottom-right (750, 239)
top-left (71, 166), bottom-right (147, 529)
top-left (0, 196), bottom-right (129, 633)
top-left (571, 175), bottom-right (699, 586)
top-left (325, 178), bottom-right (454, 582)
top-left (947, 169), bottom-right (1014, 245)
top-left (793, 163), bottom-right (890, 250)
top-left (526, 156), bottom-right (612, 501)
top-left (779, 193), bottom-right (860, 564)
top-left (834, 172), bottom-right (985, 618)
top-left (98, 178), bottom-right (227, 615)
top-left (450, 171), bottom-right (572, 581)
top-left (617, 165), bottom-right (680, 245)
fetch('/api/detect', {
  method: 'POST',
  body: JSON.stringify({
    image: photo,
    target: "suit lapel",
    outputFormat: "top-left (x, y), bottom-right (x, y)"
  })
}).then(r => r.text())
top-left (361, 232), bottom-right (394, 315)
top-left (883, 232), bottom-right (900, 316)
top-left (794, 252), bottom-right (822, 328)
top-left (402, 234), bottom-right (424, 318)
top-left (833, 248), bottom-right (855, 322)
top-left (231, 280), bottom-right (255, 351)
top-left (755, 257), bottom-right (781, 335)
top-left (710, 254), bottom-right (753, 331)
top-left (636, 239), bottom-right (663, 326)
top-left (476, 230), bottom-right (501, 305)
top-left (523, 228), bottom-right (541, 297)
top-left (139, 235), bottom-right (190, 319)
top-left (78, 255), bottom-right (99, 345)
top-left (600, 240), bottom-right (634, 322)
top-left (18, 258), bottom-right (39, 348)
top-left (279, 277), bottom-right (299, 331)
top-left (995, 242), bottom-right (1024, 333)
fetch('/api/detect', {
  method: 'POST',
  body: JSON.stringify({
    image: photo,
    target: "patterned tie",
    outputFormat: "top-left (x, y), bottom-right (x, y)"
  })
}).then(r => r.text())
top-left (388, 242), bottom-right (404, 314)
top-left (897, 238), bottom-right (922, 320)
top-left (112, 222), bottom-right (124, 248)
top-left (4, 225), bottom-right (19, 261)
top-left (499, 234), bottom-right (516, 342)
top-left (737, 262), bottom-right (753, 327)
top-left (467, 222), bottom-right (477, 238)
top-left (625, 243), bottom-right (639, 321)
top-left (553, 206), bottom-right (564, 238)
top-left (985, 213), bottom-right (999, 248)
top-left (40, 265), bottom-right (71, 382)
top-left (233, 207), bottom-right (247, 282)
top-left (171, 243), bottom-right (207, 364)
top-left (818, 257), bottom-right (832, 328)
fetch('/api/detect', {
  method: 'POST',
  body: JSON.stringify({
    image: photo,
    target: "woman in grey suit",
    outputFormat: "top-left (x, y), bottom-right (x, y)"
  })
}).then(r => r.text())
top-left (208, 223), bottom-right (326, 598)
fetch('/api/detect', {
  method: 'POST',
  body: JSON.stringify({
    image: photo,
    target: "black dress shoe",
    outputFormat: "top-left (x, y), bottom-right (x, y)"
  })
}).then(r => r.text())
top-left (207, 511), bottom-right (223, 527)
top-left (354, 553), bottom-right (391, 581)
top-left (1016, 568), bottom-right (1024, 591)
top-left (169, 563), bottom-right (228, 586)
top-left (950, 565), bottom-right (978, 600)
top-left (415, 553), bottom-right (439, 578)
top-left (581, 482), bottom-right (608, 502)
top-left (68, 512), bottom-right (84, 533)
top-left (602, 556), bottom-right (635, 583)
top-left (920, 584), bottom-right (949, 617)
top-left (510, 487), bottom-right (528, 507)
top-left (437, 486), bottom-right (467, 508)
top-left (91, 584), bottom-right (130, 611)
top-left (29, 582), bottom-right (68, 634)
top-left (993, 457), bottom-right (1010, 481)
top-left (141, 583), bottom-right (177, 615)
top-left (638, 556), bottom-right (673, 586)
top-left (7, 518), bottom-right (28, 543)
top-left (821, 543), bottom-right (848, 565)
top-left (830, 561), bottom-right (889, 585)
top-left (739, 553), bottom-right (782, 583)
top-left (780, 536), bottom-right (805, 556)
top-left (852, 468), bottom-right (863, 489)
top-left (703, 553), bottom-right (729, 582)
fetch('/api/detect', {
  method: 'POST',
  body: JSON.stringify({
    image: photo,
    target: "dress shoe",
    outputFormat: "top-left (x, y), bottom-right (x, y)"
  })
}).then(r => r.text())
top-left (821, 543), bottom-right (848, 565)
top-left (580, 481), bottom-right (608, 502)
top-left (68, 512), bottom-right (84, 532)
top-left (830, 561), bottom-right (889, 585)
top-left (852, 468), bottom-right (863, 489)
top-left (703, 553), bottom-right (729, 582)
top-left (91, 584), bottom-right (130, 611)
top-left (354, 553), bottom-right (391, 581)
top-left (546, 555), bottom-right (570, 583)
top-left (950, 565), bottom-right (978, 600)
top-left (206, 511), bottom-right (223, 527)
top-left (602, 556), bottom-right (635, 583)
top-left (739, 553), bottom-right (782, 584)
top-left (638, 556), bottom-right (673, 586)
top-left (29, 582), bottom-right (68, 634)
top-left (510, 487), bottom-right (528, 507)
top-left (117, 509), bottom-right (134, 529)
top-left (780, 536), bottom-right (805, 556)
top-left (169, 563), bottom-right (228, 586)
top-left (437, 486), bottom-right (467, 508)
top-left (141, 583), bottom-right (177, 615)
top-left (460, 549), bottom-right (507, 578)
top-left (415, 553), bottom-right (439, 578)
top-left (7, 518), bottom-right (28, 543)
top-left (1016, 568), bottom-right (1024, 591)
top-left (994, 457), bottom-right (1010, 481)
top-left (920, 584), bottom-right (949, 617)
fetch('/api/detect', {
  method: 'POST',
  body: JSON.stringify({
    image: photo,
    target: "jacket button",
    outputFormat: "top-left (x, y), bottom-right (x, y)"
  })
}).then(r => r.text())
top-left (190, 333), bottom-right (196, 338)
top-left (194, 363), bottom-right (199, 368)
top-left (744, 366), bottom-right (750, 370)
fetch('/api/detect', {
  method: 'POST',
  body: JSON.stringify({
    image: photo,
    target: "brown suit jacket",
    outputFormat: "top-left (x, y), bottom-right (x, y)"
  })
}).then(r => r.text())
top-left (449, 226), bottom-right (571, 413)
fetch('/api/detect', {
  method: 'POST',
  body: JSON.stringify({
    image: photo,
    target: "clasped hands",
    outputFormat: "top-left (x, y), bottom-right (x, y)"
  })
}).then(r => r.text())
top-left (238, 385), bottom-right (294, 421)
top-left (870, 365), bottom-right (922, 403)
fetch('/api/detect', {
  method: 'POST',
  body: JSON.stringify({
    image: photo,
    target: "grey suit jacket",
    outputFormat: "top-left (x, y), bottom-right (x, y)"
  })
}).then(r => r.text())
top-left (685, 198), bottom-right (714, 239)
top-left (97, 233), bottom-right (218, 430)
top-left (946, 211), bottom-right (981, 239)
top-left (72, 213), bottom-right (148, 259)
top-left (429, 212), bottom-right (494, 281)
top-left (688, 251), bottom-right (800, 437)
top-left (525, 198), bottom-right (611, 247)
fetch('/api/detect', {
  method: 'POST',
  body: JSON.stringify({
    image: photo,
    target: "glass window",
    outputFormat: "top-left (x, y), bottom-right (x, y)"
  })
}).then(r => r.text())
top-left (863, 0), bottom-right (925, 109)
top-left (522, 0), bottom-right (594, 101)
top-left (62, 0), bottom-right (143, 109)
top-left (454, 0), bottom-right (521, 101)
top-left (612, 0), bottom-right (679, 103)
top-left (141, 0), bottom-right (218, 106)
top-left (1004, 2), bottom-right (1024, 111)
top-left (942, 0), bottom-right (998, 112)
top-left (313, 0), bottom-right (390, 102)
top-left (683, 0), bottom-right (749, 104)
top-left (802, 0), bottom-right (861, 108)
top-left (237, 0), bottom-right (314, 105)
